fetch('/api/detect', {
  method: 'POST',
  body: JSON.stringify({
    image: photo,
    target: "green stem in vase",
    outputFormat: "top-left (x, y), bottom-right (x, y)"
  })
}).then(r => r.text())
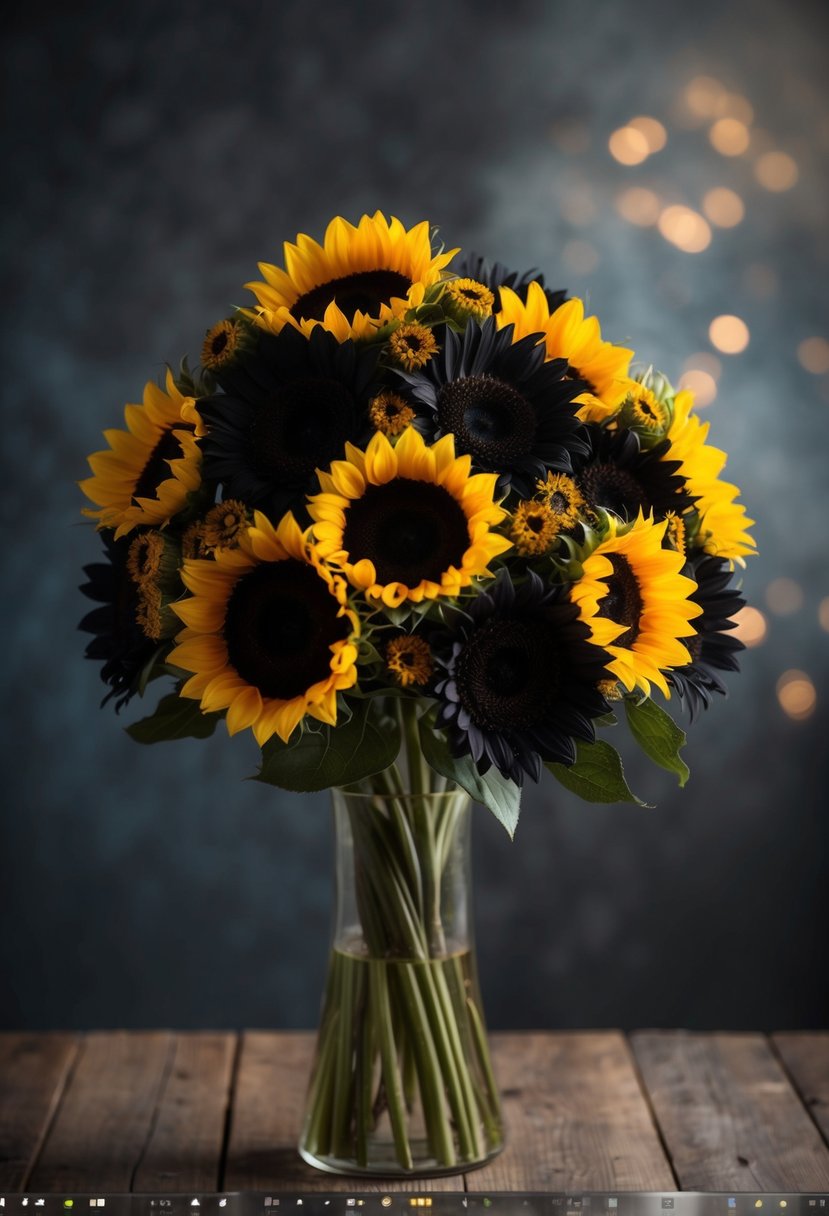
top-left (369, 959), bottom-right (413, 1170)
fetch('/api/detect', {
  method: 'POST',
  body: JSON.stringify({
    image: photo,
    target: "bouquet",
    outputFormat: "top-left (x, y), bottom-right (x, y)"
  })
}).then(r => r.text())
top-left (79, 212), bottom-right (755, 1174)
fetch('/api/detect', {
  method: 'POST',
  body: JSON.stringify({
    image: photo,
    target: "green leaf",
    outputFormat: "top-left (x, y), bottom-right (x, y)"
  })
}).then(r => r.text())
top-left (418, 711), bottom-right (521, 838)
top-left (254, 699), bottom-right (400, 792)
top-left (625, 695), bottom-right (690, 787)
top-left (126, 693), bottom-right (222, 744)
top-left (546, 739), bottom-right (647, 805)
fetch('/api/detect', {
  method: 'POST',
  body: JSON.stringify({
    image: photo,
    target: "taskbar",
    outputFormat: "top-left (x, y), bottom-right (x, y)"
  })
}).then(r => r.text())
top-left (2, 1194), bottom-right (828, 1216)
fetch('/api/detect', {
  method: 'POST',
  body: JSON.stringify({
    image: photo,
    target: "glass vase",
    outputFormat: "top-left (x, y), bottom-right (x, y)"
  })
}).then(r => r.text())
top-left (299, 781), bottom-right (504, 1176)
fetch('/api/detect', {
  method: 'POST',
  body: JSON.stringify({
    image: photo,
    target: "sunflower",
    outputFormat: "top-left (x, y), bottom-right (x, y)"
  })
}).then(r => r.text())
top-left (196, 323), bottom-right (379, 522)
top-left (387, 321), bottom-right (440, 371)
top-left (434, 570), bottom-right (611, 785)
top-left (169, 512), bottom-right (359, 746)
top-left (696, 491), bottom-right (757, 562)
top-left (664, 388), bottom-right (756, 561)
top-left (396, 318), bottom-right (589, 496)
top-left (453, 252), bottom-right (567, 315)
top-left (385, 634), bottom-right (435, 688)
top-left (80, 370), bottom-right (201, 539)
top-left (368, 390), bottom-right (417, 437)
top-left (668, 555), bottom-right (746, 720)
top-left (570, 513), bottom-right (703, 698)
top-left (246, 212), bottom-right (458, 342)
top-left (441, 278), bottom-right (495, 324)
top-left (536, 471), bottom-right (587, 526)
top-left (572, 424), bottom-right (696, 524)
top-left (308, 426), bottom-right (512, 609)
top-left (496, 282), bottom-right (633, 422)
top-left (202, 317), bottom-right (254, 374)
top-left (79, 534), bottom-right (160, 709)
top-left (618, 380), bottom-right (671, 443)
top-left (509, 499), bottom-right (563, 556)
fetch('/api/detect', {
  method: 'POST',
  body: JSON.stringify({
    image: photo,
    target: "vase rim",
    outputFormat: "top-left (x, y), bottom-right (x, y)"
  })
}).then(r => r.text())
top-left (334, 786), bottom-right (471, 803)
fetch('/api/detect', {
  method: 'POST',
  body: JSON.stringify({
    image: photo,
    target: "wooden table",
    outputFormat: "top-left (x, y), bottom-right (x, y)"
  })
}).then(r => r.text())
top-left (2, 1032), bottom-right (828, 1194)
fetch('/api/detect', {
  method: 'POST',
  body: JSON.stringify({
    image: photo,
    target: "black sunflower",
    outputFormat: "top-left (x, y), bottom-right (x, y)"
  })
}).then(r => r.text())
top-left (79, 533), bottom-right (160, 710)
top-left (667, 555), bottom-right (746, 721)
top-left (572, 424), bottom-right (696, 523)
top-left (434, 570), bottom-right (611, 785)
top-left (196, 323), bottom-right (380, 522)
top-left (454, 252), bottom-right (567, 315)
top-left (396, 318), bottom-right (590, 497)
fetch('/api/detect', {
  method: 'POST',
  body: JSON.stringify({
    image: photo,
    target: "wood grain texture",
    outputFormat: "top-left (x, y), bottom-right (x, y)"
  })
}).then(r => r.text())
top-left (468, 1032), bottom-right (675, 1192)
top-left (26, 1031), bottom-right (173, 1192)
top-left (222, 1031), bottom-right (466, 1191)
top-left (631, 1031), bottom-right (829, 1192)
top-left (132, 1033), bottom-right (237, 1192)
top-left (773, 1032), bottom-right (829, 1148)
top-left (0, 1033), bottom-right (80, 1191)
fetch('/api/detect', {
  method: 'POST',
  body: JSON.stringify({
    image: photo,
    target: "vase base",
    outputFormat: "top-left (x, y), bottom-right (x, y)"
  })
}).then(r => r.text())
top-left (299, 1139), bottom-right (504, 1179)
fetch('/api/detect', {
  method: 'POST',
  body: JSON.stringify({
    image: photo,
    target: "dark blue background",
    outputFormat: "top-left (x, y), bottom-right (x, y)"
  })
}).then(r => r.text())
top-left (1, 0), bottom-right (827, 1032)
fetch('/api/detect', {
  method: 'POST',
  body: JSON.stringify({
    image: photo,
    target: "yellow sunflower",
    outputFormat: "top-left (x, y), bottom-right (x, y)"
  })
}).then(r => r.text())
top-left (665, 389), bottom-right (756, 561)
top-left (308, 426), bottom-right (512, 608)
top-left (496, 281), bottom-right (633, 422)
top-left (696, 491), bottom-right (757, 561)
top-left (169, 512), bottom-right (359, 746)
top-left (80, 370), bottom-right (201, 539)
top-left (245, 212), bottom-right (458, 342)
top-left (570, 513), bottom-right (703, 698)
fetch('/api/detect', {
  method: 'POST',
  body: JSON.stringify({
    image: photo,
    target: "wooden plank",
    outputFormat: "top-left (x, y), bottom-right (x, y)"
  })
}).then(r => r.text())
top-left (27, 1031), bottom-right (172, 1192)
top-left (223, 1031), bottom-right (463, 1191)
top-left (773, 1032), bottom-right (829, 1148)
top-left (468, 1032), bottom-right (674, 1192)
top-left (631, 1031), bottom-right (829, 1192)
top-left (0, 1033), bottom-right (80, 1191)
top-left (133, 1033), bottom-right (237, 1193)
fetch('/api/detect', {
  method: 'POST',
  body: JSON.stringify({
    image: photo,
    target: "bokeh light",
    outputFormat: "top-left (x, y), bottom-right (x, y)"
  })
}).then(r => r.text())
top-left (608, 126), bottom-right (650, 165)
top-left (658, 205), bottom-right (712, 253)
top-left (684, 75), bottom-right (728, 119)
top-left (702, 187), bottom-right (745, 227)
top-left (819, 598), bottom-right (829, 632)
top-left (797, 337), bottom-right (829, 374)
top-left (721, 93), bottom-right (755, 125)
top-left (776, 670), bottom-right (817, 721)
top-left (754, 151), bottom-right (799, 191)
top-left (616, 186), bottom-right (662, 226)
top-left (731, 606), bottom-right (768, 648)
top-left (765, 578), bottom-right (804, 615)
top-left (709, 314), bottom-right (750, 353)
top-left (683, 351), bottom-right (722, 380)
top-left (709, 117), bottom-right (751, 156)
top-left (628, 115), bottom-right (668, 153)
top-left (677, 369), bottom-right (717, 406)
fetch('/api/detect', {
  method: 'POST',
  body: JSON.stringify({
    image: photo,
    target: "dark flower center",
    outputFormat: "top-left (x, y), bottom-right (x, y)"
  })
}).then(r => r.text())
top-left (210, 331), bottom-right (229, 356)
top-left (247, 378), bottom-right (356, 485)
top-left (133, 427), bottom-right (187, 503)
top-left (342, 479), bottom-right (469, 587)
top-left (599, 554), bottom-right (643, 648)
top-left (291, 270), bottom-right (413, 323)
top-left (455, 617), bottom-right (562, 730)
top-left (224, 561), bottom-right (348, 700)
top-left (577, 461), bottom-right (650, 520)
top-left (436, 374), bottom-right (537, 467)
